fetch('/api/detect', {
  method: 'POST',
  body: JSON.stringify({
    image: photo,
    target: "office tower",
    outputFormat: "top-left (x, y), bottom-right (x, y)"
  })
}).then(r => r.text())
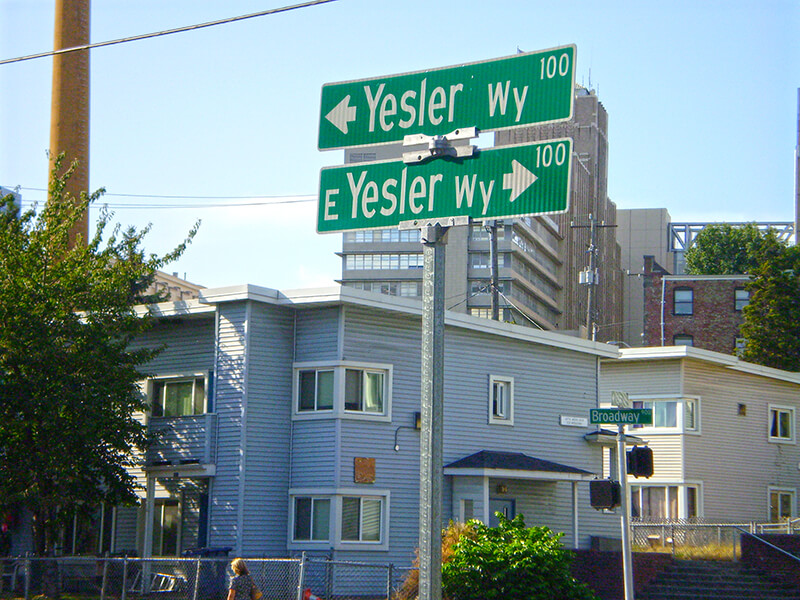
top-left (339, 87), bottom-right (624, 340)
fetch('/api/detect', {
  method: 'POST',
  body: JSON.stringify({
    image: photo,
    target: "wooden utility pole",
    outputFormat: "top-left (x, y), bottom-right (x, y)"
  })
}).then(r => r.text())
top-left (49, 0), bottom-right (91, 246)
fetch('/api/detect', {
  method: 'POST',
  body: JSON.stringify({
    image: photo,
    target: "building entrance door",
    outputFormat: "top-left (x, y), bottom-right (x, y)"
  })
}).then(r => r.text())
top-left (489, 498), bottom-right (515, 527)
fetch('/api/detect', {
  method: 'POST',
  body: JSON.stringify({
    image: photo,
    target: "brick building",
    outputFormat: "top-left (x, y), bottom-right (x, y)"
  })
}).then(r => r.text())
top-left (642, 256), bottom-right (750, 353)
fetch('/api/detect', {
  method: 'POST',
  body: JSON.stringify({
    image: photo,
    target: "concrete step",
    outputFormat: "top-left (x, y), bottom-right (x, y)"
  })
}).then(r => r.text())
top-left (638, 560), bottom-right (800, 600)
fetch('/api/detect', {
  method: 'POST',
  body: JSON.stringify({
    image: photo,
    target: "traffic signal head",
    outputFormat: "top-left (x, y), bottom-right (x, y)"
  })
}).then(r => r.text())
top-left (627, 445), bottom-right (654, 478)
top-left (590, 479), bottom-right (621, 510)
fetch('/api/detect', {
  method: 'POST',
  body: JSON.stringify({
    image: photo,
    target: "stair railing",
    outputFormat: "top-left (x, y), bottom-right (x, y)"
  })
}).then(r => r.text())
top-left (734, 526), bottom-right (800, 566)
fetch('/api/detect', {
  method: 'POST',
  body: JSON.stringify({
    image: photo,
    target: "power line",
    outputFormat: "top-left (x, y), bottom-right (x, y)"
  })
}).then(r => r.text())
top-left (10, 187), bottom-right (317, 210)
top-left (0, 0), bottom-right (338, 66)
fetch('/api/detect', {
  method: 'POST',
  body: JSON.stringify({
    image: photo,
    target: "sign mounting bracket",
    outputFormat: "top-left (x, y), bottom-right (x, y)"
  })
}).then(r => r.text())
top-left (402, 127), bottom-right (478, 164)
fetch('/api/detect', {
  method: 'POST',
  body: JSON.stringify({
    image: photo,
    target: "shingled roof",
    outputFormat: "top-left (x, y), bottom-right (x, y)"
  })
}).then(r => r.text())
top-left (444, 450), bottom-right (594, 480)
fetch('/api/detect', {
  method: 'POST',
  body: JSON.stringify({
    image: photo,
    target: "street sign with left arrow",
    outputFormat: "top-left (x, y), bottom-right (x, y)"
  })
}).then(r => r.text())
top-left (317, 138), bottom-right (571, 233)
top-left (318, 45), bottom-right (575, 151)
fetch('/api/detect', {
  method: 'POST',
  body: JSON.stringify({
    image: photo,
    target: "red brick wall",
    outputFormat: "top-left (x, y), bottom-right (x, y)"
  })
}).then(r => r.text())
top-left (572, 550), bottom-right (673, 600)
top-left (740, 534), bottom-right (800, 591)
top-left (643, 275), bottom-right (747, 353)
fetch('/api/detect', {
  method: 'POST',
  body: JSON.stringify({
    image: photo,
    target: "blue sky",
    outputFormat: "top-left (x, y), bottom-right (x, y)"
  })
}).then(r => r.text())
top-left (1, 0), bottom-right (798, 289)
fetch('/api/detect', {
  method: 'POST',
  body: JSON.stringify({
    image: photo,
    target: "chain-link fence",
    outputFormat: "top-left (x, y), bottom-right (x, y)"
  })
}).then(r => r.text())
top-left (631, 521), bottom-right (757, 560)
top-left (0, 555), bottom-right (413, 600)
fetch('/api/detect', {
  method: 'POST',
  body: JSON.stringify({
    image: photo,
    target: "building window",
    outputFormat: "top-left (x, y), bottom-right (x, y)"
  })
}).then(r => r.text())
top-left (461, 498), bottom-right (474, 522)
top-left (489, 376), bottom-right (514, 425)
top-left (768, 405), bottom-right (795, 443)
top-left (673, 288), bottom-right (693, 315)
top-left (769, 488), bottom-right (796, 522)
top-left (341, 497), bottom-right (383, 543)
top-left (344, 369), bottom-right (385, 413)
top-left (631, 486), bottom-right (678, 520)
top-left (293, 497), bottom-right (331, 541)
top-left (345, 253), bottom-right (423, 270)
top-left (734, 288), bottom-right (750, 311)
top-left (632, 398), bottom-right (698, 432)
top-left (152, 499), bottom-right (180, 556)
top-left (673, 334), bottom-right (693, 347)
top-left (686, 487), bottom-right (698, 519)
top-left (631, 485), bottom-right (699, 520)
top-left (294, 363), bottom-right (391, 419)
top-left (298, 369), bottom-right (334, 412)
top-left (151, 376), bottom-right (206, 417)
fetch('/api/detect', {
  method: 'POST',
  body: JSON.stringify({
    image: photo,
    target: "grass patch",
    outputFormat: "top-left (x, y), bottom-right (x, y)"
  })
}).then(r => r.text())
top-left (634, 542), bottom-right (736, 561)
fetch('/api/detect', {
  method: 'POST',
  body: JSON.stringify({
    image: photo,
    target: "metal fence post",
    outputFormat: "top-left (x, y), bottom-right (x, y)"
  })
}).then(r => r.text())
top-left (386, 564), bottom-right (393, 600)
top-left (23, 558), bottom-right (30, 600)
top-left (325, 557), bottom-right (333, 600)
top-left (192, 558), bottom-right (201, 600)
top-left (295, 552), bottom-right (306, 600)
top-left (100, 559), bottom-right (109, 600)
top-left (121, 557), bottom-right (128, 600)
top-left (670, 524), bottom-right (675, 556)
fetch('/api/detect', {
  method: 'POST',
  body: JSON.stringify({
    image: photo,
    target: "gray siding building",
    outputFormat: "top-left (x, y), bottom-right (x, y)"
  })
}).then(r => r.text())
top-left (103, 285), bottom-right (623, 562)
top-left (601, 346), bottom-right (800, 523)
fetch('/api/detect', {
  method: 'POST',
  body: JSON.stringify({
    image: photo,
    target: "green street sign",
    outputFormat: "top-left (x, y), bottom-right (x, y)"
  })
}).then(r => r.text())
top-left (317, 138), bottom-right (571, 233)
top-left (589, 408), bottom-right (654, 426)
top-left (319, 45), bottom-right (575, 150)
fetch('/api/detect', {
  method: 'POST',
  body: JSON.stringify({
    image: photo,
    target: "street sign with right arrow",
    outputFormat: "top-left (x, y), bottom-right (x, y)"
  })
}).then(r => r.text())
top-left (317, 138), bottom-right (571, 233)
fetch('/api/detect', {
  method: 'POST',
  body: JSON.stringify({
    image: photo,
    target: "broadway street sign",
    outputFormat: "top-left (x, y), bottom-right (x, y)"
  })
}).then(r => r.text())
top-left (319, 45), bottom-right (575, 150)
top-left (317, 139), bottom-right (571, 233)
top-left (589, 408), bottom-right (654, 426)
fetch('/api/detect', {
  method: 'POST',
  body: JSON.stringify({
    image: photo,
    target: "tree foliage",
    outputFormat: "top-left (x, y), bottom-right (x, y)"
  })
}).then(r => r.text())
top-left (441, 515), bottom-right (597, 600)
top-left (739, 244), bottom-right (800, 371)
top-left (682, 222), bottom-right (800, 371)
top-left (0, 158), bottom-right (198, 555)
top-left (684, 223), bottom-right (785, 275)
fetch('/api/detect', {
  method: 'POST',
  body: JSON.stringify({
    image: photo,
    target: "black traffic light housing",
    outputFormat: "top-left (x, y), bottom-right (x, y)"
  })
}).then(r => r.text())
top-left (627, 445), bottom-right (654, 478)
top-left (590, 479), bottom-right (621, 510)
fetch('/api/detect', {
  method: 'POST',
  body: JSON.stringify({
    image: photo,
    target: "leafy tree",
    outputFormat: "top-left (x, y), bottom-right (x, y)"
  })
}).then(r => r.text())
top-left (739, 245), bottom-right (800, 371)
top-left (684, 223), bottom-right (785, 275)
top-left (441, 514), bottom-right (597, 600)
top-left (0, 158), bottom-right (198, 557)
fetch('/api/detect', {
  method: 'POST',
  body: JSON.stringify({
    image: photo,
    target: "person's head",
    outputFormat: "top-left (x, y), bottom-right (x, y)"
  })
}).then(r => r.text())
top-left (231, 558), bottom-right (249, 576)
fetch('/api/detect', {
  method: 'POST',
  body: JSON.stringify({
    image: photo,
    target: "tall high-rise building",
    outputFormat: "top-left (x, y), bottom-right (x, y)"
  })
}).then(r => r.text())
top-left (495, 87), bottom-right (624, 341)
top-left (338, 87), bottom-right (624, 340)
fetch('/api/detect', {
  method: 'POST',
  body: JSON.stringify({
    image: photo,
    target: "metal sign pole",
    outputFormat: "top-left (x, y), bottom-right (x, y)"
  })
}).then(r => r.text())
top-left (617, 424), bottom-right (635, 600)
top-left (418, 223), bottom-right (447, 600)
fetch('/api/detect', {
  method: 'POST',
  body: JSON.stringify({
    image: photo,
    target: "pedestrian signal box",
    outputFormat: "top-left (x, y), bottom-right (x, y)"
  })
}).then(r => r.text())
top-left (627, 446), bottom-right (654, 478)
top-left (590, 479), bottom-right (621, 510)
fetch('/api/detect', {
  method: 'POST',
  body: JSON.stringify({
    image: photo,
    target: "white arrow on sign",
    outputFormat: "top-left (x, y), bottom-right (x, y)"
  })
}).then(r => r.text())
top-left (325, 95), bottom-right (357, 135)
top-left (502, 160), bottom-right (538, 203)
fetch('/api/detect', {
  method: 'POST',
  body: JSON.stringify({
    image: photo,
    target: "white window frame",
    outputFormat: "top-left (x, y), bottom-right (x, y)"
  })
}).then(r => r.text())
top-left (291, 496), bottom-right (332, 544)
top-left (288, 488), bottom-right (390, 551)
top-left (488, 375), bottom-right (514, 426)
top-left (148, 373), bottom-right (208, 418)
top-left (340, 496), bottom-right (384, 544)
top-left (768, 404), bottom-right (796, 444)
top-left (630, 481), bottom-right (703, 520)
top-left (673, 288), bottom-right (694, 315)
top-left (734, 288), bottom-right (750, 311)
top-left (768, 487), bottom-right (797, 521)
top-left (292, 362), bottom-right (392, 422)
top-left (152, 497), bottom-right (181, 557)
top-left (626, 395), bottom-right (700, 435)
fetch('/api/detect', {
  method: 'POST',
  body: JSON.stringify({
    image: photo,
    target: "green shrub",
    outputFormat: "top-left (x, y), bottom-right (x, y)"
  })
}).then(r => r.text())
top-left (441, 514), bottom-right (597, 600)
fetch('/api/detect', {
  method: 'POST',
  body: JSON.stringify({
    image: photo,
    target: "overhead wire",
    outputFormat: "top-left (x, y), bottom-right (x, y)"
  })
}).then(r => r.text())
top-left (0, 0), bottom-right (339, 66)
top-left (9, 187), bottom-right (317, 210)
